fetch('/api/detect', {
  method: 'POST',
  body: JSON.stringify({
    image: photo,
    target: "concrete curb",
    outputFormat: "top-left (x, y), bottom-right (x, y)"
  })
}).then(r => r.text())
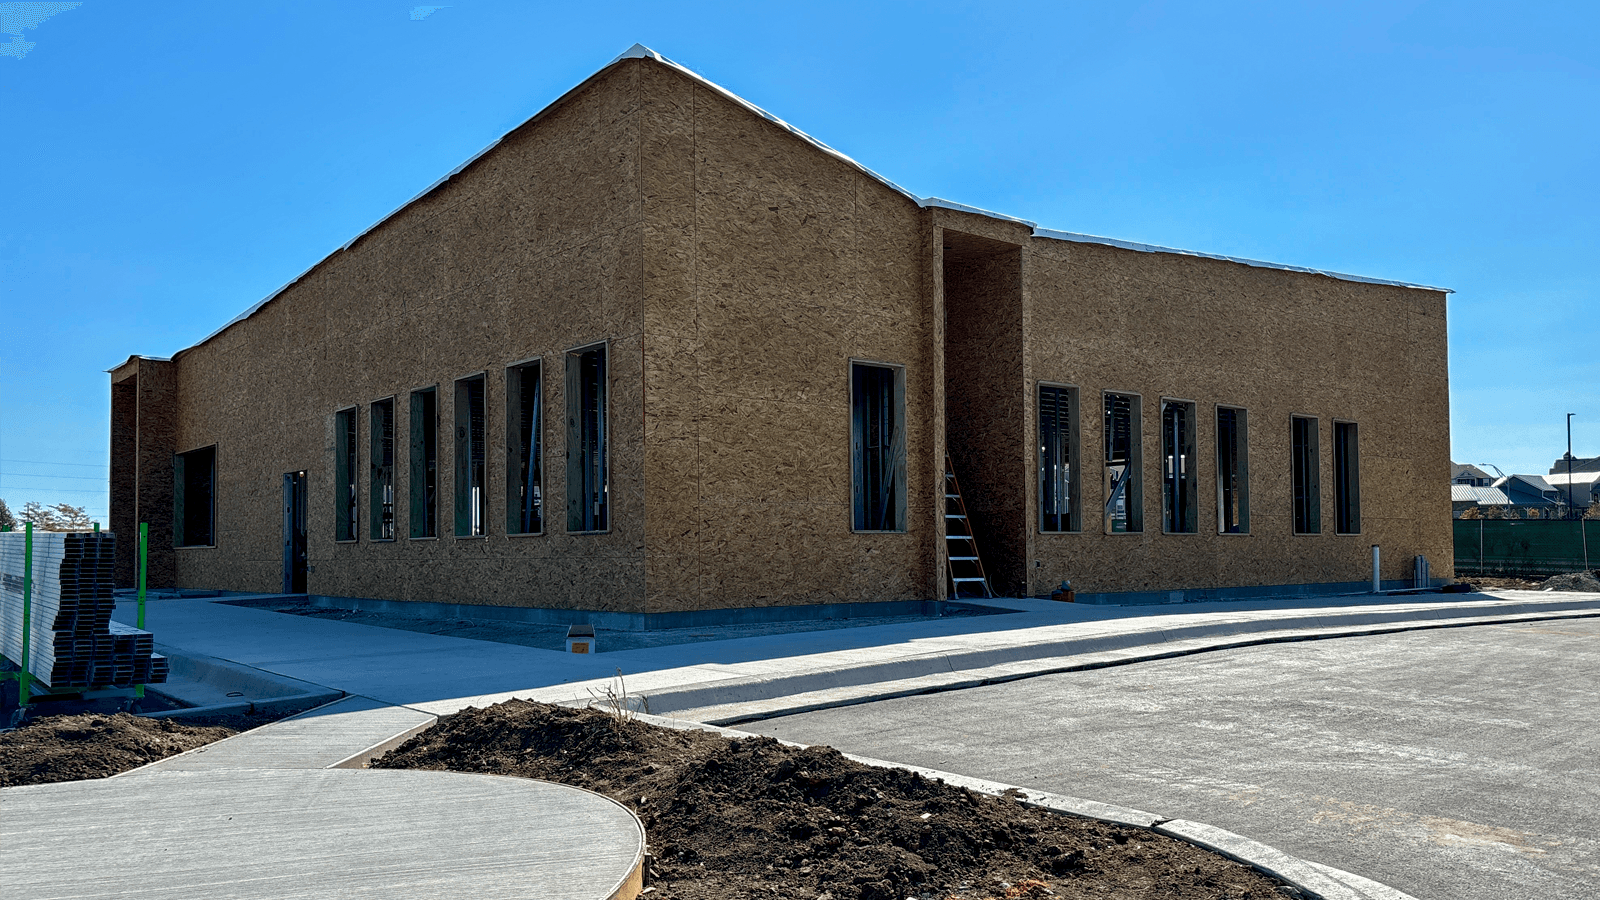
top-left (140, 646), bottom-right (344, 720)
top-left (626, 598), bottom-right (1600, 723)
top-left (1156, 819), bottom-right (1381, 900)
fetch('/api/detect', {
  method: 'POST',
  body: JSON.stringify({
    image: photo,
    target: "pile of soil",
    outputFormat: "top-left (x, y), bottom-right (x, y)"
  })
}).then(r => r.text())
top-left (375, 701), bottom-right (1295, 900)
top-left (1540, 571), bottom-right (1600, 592)
top-left (1462, 571), bottom-right (1600, 592)
top-left (0, 713), bottom-right (242, 787)
top-left (1461, 575), bottom-right (1547, 590)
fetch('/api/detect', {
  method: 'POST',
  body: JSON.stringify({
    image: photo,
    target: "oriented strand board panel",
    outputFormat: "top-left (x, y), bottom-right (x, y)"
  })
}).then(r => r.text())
top-left (1021, 238), bottom-right (1452, 596)
top-left (154, 61), bottom-right (651, 611)
top-left (640, 66), bottom-right (935, 613)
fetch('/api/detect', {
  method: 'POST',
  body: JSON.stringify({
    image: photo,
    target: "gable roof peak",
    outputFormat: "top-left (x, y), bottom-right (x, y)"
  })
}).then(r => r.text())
top-left (611, 43), bottom-right (661, 64)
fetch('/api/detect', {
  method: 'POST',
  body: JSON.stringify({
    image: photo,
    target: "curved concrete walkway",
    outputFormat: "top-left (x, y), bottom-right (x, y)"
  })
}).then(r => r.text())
top-left (0, 769), bottom-right (645, 900)
top-left (9, 588), bottom-right (1595, 900)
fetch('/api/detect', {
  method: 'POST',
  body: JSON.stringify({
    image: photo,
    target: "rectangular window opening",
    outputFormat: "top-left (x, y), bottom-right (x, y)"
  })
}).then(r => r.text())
top-left (1216, 407), bottom-right (1250, 534)
top-left (409, 387), bottom-right (438, 538)
top-left (1161, 400), bottom-right (1198, 534)
top-left (566, 344), bottom-right (609, 533)
top-left (851, 361), bottom-right (907, 532)
top-left (334, 408), bottom-right (358, 542)
top-left (1038, 384), bottom-right (1079, 533)
top-left (1334, 421), bottom-right (1360, 534)
top-left (455, 374), bottom-right (487, 537)
top-left (173, 445), bottom-right (216, 547)
top-left (506, 360), bottom-right (543, 535)
top-left (1292, 415), bottom-right (1321, 534)
top-left (1103, 392), bottom-right (1143, 533)
top-left (370, 398), bottom-right (395, 540)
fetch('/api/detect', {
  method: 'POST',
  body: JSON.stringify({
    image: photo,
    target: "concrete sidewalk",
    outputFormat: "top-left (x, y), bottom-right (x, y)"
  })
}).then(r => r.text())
top-left (120, 588), bottom-right (1600, 724)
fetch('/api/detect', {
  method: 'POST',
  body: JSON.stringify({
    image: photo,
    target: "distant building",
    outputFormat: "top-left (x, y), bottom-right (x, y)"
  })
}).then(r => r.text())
top-left (1548, 455), bottom-right (1600, 510)
top-left (1450, 463), bottom-right (1494, 487)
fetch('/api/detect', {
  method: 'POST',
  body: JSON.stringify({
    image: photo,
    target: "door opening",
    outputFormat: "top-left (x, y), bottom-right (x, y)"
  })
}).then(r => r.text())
top-left (283, 470), bottom-right (308, 593)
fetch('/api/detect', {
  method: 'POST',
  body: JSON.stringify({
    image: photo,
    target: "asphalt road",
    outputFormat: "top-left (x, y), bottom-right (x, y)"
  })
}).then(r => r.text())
top-left (750, 617), bottom-right (1600, 900)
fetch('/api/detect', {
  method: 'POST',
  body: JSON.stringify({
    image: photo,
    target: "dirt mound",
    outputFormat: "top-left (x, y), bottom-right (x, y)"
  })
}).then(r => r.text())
top-left (0, 713), bottom-right (236, 787)
top-left (1542, 571), bottom-right (1600, 592)
top-left (374, 701), bottom-right (1293, 900)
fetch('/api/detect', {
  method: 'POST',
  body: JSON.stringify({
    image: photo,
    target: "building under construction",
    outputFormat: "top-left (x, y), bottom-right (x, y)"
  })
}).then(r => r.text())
top-left (109, 46), bottom-right (1454, 623)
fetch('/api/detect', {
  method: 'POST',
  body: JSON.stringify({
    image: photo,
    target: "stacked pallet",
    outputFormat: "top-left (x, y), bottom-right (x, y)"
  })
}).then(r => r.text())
top-left (0, 531), bottom-right (167, 690)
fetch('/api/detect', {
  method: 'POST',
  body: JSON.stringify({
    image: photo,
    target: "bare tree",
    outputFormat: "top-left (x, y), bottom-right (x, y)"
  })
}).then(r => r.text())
top-left (19, 502), bottom-right (95, 531)
top-left (0, 498), bottom-right (15, 531)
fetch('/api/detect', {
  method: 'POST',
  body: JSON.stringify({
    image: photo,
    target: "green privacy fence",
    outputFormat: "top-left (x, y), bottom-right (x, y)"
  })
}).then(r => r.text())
top-left (1453, 518), bottom-right (1596, 576)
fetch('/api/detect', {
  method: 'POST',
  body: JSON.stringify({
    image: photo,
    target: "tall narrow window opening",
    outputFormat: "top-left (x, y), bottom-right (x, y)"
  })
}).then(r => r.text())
top-left (1216, 406), bottom-right (1250, 534)
top-left (173, 445), bottom-right (216, 547)
top-left (455, 374), bottom-right (487, 537)
top-left (851, 361), bottom-right (906, 532)
top-left (566, 344), bottom-right (608, 533)
top-left (1334, 421), bottom-right (1360, 534)
top-left (409, 387), bottom-right (438, 538)
top-left (1103, 392), bottom-right (1143, 533)
top-left (370, 398), bottom-right (395, 540)
top-left (1161, 400), bottom-right (1198, 534)
top-left (506, 360), bottom-right (543, 534)
top-left (1292, 415), bottom-right (1321, 534)
top-left (334, 408), bottom-right (358, 542)
top-left (1038, 384), bottom-right (1079, 532)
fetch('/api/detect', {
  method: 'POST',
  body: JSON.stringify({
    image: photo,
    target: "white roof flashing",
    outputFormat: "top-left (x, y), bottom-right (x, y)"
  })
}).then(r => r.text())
top-left (1032, 229), bottom-right (1451, 293)
top-left (921, 197), bottom-right (1037, 228)
top-left (171, 44), bottom-right (1451, 359)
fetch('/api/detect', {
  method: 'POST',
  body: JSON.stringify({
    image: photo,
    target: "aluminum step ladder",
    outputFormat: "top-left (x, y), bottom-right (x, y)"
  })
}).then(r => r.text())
top-left (943, 454), bottom-right (994, 599)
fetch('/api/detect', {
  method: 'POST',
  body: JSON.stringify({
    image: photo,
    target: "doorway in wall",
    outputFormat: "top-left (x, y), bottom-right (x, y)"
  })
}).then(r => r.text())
top-left (282, 470), bottom-right (308, 594)
top-left (942, 228), bottom-right (1025, 596)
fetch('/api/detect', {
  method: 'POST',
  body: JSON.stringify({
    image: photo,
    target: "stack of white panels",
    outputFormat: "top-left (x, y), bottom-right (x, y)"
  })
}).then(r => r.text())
top-left (0, 531), bottom-right (166, 689)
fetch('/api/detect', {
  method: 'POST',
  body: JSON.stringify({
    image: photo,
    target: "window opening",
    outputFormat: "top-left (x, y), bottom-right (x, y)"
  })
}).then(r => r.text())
top-left (1292, 416), bottom-right (1321, 534)
top-left (1161, 400), bottom-right (1197, 534)
top-left (173, 445), bottom-right (216, 547)
top-left (506, 361), bottom-right (543, 534)
top-left (455, 374), bottom-right (487, 537)
top-left (851, 362), bottom-right (906, 532)
top-left (1038, 385), bottom-right (1078, 532)
top-left (1334, 421), bottom-right (1360, 534)
top-left (409, 387), bottom-right (438, 538)
top-left (1103, 392), bottom-right (1142, 533)
top-left (1216, 407), bottom-right (1250, 534)
top-left (566, 345), bottom-right (608, 532)
top-left (370, 398), bottom-right (395, 540)
top-left (334, 408), bottom-right (358, 542)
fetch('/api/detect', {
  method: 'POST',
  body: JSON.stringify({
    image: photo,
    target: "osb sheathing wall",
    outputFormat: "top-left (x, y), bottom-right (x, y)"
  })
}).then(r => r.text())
top-left (1022, 238), bottom-right (1453, 596)
top-left (161, 61), bottom-right (651, 611)
top-left (637, 62), bottom-right (937, 612)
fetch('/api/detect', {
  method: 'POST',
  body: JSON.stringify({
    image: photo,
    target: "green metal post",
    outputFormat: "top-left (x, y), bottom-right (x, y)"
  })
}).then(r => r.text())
top-left (19, 522), bottom-right (34, 706)
top-left (137, 522), bottom-right (149, 630)
top-left (135, 523), bottom-right (149, 698)
top-left (93, 522), bottom-right (100, 533)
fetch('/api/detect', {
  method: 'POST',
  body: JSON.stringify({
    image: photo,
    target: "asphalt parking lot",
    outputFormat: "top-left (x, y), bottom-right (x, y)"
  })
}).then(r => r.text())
top-left (751, 617), bottom-right (1600, 900)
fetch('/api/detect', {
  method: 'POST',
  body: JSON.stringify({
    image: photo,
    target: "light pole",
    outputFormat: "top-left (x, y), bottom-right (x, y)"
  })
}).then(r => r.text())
top-left (1567, 413), bottom-right (1576, 517)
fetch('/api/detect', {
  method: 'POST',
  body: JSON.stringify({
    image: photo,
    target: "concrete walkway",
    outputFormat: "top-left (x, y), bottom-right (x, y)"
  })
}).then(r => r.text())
top-left (119, 588), bottom-right (1600, 723)
top-left (10, 588), bottom-right (1600, 899)
top-left (1, 769), bottom-right (645, 900)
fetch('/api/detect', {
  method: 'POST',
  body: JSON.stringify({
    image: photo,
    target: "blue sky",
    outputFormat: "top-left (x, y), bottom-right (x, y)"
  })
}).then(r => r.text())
top-left (2, 0), bottom-right (1596, 522)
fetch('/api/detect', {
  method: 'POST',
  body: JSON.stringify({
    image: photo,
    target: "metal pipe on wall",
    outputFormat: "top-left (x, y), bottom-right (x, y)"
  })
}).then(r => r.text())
top-left (1371, 544), bottom-right (1381, 593)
